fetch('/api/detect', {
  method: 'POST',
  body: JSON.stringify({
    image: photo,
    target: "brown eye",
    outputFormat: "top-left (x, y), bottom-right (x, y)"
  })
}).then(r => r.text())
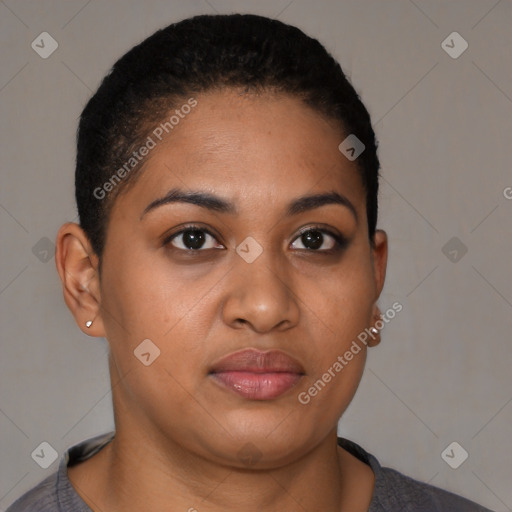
top-left (167, 227), bottom-right (223, 251)
top-left (290, 228), bottom-right (343, 252)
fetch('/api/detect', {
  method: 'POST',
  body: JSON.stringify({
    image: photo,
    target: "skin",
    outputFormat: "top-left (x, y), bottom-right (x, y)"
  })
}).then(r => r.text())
top-left (56, 89), bottom-right (387, 511)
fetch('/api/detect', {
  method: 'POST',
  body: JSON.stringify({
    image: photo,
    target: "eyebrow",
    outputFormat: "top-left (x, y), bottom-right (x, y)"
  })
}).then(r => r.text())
top-left (140, 187), bottom-right (358, 222)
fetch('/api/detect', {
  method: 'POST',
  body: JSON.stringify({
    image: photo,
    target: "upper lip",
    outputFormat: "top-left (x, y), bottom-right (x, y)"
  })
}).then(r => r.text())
top-left (209, 348), bottom-right (305, 374)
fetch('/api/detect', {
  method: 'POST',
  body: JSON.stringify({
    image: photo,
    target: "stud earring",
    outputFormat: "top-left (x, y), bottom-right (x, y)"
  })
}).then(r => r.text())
top-left (369, 327), bottom-right (379, 336)
top-left (85, 320), bottom-right (93, 328)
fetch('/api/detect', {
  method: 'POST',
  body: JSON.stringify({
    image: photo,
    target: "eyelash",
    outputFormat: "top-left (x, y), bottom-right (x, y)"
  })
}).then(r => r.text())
top-left (163, 224), bottom-right (348, 254)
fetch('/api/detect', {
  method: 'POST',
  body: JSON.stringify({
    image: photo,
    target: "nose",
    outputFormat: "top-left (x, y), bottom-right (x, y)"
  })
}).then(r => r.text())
top-left (222, 250), bottom-right (300, 334)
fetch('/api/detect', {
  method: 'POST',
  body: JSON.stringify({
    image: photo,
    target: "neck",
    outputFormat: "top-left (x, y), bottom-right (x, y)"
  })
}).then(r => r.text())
top-left (68, 421), bottom-right (374, 512)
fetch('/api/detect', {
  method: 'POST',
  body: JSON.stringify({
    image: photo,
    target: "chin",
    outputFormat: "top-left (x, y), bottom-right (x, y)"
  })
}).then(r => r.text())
top-left (197, 416), bottom-right (319, 468)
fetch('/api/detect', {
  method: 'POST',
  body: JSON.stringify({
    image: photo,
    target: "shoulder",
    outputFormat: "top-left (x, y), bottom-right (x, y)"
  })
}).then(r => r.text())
top-left (372, 464), bottom-right (494, 512)
top-left (6, 432), bottom-right (114, 512)
top-left (337, 438), bottom-right (494, 512)
top-left (5, 471), bottom-right (61, 512)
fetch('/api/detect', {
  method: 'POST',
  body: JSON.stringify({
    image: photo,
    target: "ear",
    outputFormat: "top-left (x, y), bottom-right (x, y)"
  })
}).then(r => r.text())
top-left (371, 229), bottom-right (388, 303)
top-left (368, 229), bottom-right (388, 347)
top-left (55, 222), bottom-right (106, 337)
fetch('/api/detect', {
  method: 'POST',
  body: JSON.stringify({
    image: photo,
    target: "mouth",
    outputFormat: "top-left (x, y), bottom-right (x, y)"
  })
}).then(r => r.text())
top-left (208, 348), bottom-right (305, 400)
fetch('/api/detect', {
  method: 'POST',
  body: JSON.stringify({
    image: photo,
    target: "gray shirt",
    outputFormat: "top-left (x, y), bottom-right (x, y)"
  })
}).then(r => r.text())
top-left (6, 432), bottom-right (493, 511)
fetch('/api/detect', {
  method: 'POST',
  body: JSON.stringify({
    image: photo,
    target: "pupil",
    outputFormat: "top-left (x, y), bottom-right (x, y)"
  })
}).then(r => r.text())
top-left (302, 230), bottom-right (323, 250)
top-left (184, 229), bottom-right (205, 249)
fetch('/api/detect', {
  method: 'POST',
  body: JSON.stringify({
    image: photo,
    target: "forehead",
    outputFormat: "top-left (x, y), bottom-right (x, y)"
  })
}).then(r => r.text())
top-left (112, 90), bottom-right (366, 218)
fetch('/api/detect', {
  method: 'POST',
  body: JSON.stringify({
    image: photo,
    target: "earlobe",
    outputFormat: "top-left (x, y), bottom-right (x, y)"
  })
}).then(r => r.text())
top-left (55, 222), bottom-right (106, 337)
top-left (367, 305), bottom-right (382, 347)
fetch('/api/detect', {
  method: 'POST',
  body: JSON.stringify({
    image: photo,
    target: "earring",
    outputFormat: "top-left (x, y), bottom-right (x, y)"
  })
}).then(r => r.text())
top-left (369, 327), bottom-right (379, 335)
top-left (85, 320), bottom-right (93, 328)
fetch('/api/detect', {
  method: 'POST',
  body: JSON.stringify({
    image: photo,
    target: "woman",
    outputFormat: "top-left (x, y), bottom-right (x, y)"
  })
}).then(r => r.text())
top-left (8, 14), bottom-right (493, 512)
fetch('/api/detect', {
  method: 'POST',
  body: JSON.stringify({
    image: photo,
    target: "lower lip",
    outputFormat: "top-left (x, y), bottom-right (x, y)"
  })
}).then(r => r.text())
top-left (210, 371), bottom-right (303, 400)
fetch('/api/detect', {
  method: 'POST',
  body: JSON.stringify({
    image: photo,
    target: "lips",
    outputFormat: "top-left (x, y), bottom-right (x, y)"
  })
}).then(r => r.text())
top-left (209, 348), bottom-right (305, 400)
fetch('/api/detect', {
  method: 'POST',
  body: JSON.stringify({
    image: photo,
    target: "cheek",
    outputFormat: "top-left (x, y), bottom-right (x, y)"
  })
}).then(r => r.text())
top-left (296, 292), bottom-right (370, 424)
top-left (99, 248), bottom-right (218, 386)
top-left (294, 256), bottom-right (374, 405)
top-left (100, 252), bottom-right (213, 427)
top-left (302, 255), bottom-right (375, 340)
top-left (100, 246), bottom-right (206, 337)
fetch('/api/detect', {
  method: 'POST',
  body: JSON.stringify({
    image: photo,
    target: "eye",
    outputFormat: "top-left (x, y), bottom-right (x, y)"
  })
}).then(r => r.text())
top-left (164, 225), bottom-right (345, 253)
top-left (166, 226), bottom-right (224, 251)
top-left (290, 228), bottom-right (344, 252)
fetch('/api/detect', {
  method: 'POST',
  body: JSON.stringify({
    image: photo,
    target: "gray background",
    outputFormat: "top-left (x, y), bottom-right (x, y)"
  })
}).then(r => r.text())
top-left (1, 0), bottom-right (511, 510)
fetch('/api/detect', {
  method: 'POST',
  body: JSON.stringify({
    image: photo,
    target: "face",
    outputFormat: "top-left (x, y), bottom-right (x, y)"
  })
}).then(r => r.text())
top-left (63, 89), bottom-right (387, 468)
